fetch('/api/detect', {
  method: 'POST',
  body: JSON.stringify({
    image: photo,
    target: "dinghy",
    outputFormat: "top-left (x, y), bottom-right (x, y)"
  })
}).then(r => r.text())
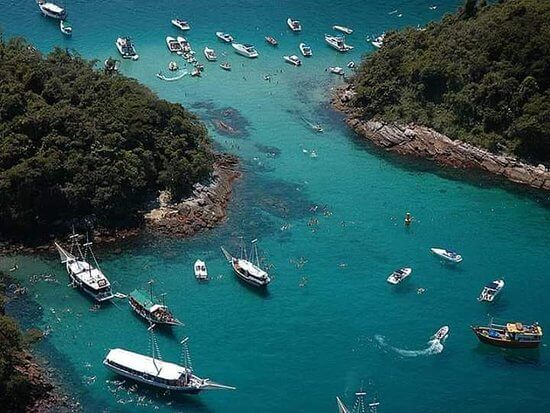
top-left (265, 36), bottom-right (278, 46)
top-left (336, 390), bottom-right (380, 413)
top-left (478, 279), bottom-right (504, 302)
top-left (431, 248), bottom-right (462, 263)
top-left (60, 20), bottom-right (72, 36)
top-left (386, 267), bottom-right (412, 285)
top-left (433, 326), bottom-right (450, 341)
top-left (333, 25), bottom-right (353, 35)
top-left (194, 260), bottom-right (208, 281)
top-left (220, 62), bottom-right (231, 71)
top-left (287, 18), bottom-right (302, 32)
top-left (203, 46), bottom-right (217, 61)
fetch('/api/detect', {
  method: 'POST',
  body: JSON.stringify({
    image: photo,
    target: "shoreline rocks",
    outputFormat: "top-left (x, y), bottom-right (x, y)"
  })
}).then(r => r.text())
top-left (333, 85), bottom-right (550, 191)
top-left (144, 153), bottom-right (241, 236)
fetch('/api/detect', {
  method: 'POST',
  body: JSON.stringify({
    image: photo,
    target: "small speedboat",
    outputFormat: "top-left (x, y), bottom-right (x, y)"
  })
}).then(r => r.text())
top-left (284, 55), bottom-right (302, 66)
top-left (386, 267), bottom-right (412, 285)
top-left (216, 32), bottom-right (234, 43)
top-left (168, 61), bottom-right (179, 71)
top-left (232, 43), bottom-right (259, 58)
top-left (194, 259), bottom-right (208, 281)
top-left (371, 33), bottom-right (385, 48)
top-left (478, 279), bottom-right (505, 302)
top-left (116, 37), bottom-right (139, 60)
top-left (433, 326), bottom-right (449, 341)
top-left (333, 25), bottom-right (353, 35)
top-left (166, 36), bottom-right (182, 53)
top-left (220, 62), bottom-right (231, 71)
top-left (38, 1), bottom-right (66, 19)
top-left (204, 46), bottom-right (217, 61)
top-left (347, 61), bottom-right (355, 68)
top-left (104, 58), bottom-right (119, 74)
top-left (171, 19), bottom-right (190, 31)
top-left (431, 248), bottom-right (462, 263)
top-left (60, 20), bottom-right (72, 36)
top-left (287, 18), bottom-right (302, 32)
top-left (265, 36), bottom-right (278, 46)
top-left (329, 66), bottom-right (344, 75)
top-left (324, 34), bottom-right (353, 52)
top-left (299, 43), bottom-right (312, 57)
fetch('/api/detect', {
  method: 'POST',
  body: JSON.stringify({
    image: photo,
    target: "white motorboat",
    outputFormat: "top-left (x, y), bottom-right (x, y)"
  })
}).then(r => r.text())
top-left (232, 43), bottom-right (259, 58)
top-left (333, 25), bottom-right (353, 35)
top-left (166, 36), bottom-right (182, 53)
top-left (387, 267), bottom-right (412, 285)
top-left (220, 62), bottom-right (231, 71)
top-left (54, 231), bottom-right (114, 302)
top-left (177, 36), bottom-right (191, 53)
top-left (221, 239), bottom-right (271, 288)
top-left (265, 36), bottom-right (278, 46)
top-left (329, 66), bottom-right (344, 75)
top-left (203, 46), bottom-right (217, 61)
top-left (431, 248), bottom-right (462, 263)
top-left (299, 43), bottom-right (313, 57)
top-left (284, 55), bottom-right (302, 66)
top-left (59, 20), bottom-right (72, 36)
top-left (116, 37), bottom-right (139, 60)
top-left (194, 259), bottom-right (208, 281)
top-left (216, 32), bottom-right (233, 43)
top-left (478, 279), bottom-right (505, 302)
top-left (432, 326), bottom-right (450, 341)
top-left (371, 33), bottom-right (385, 48)
top-left (38, 1), bottom-right (66, 19)
top-left (287, 18), bottom-right (302, 32)
top-left (325, 34), bottom-right (353, 52)
top-left (171, 19), bottom-right (190, 31)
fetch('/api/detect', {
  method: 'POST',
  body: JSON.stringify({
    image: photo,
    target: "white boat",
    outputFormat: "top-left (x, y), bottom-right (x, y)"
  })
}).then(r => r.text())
top-left (287, 18), bottom-right (302, 32)
top-left (329, 66), bottom-right (344, 75)
top-left (431, 248), bottom-right (462, 263)
top-left (203, 46), bottom-right (217, 61)
top-left (216, 32), bottom-right (234, 43)
top-left (177, 36), bottom-right (191, 53)
top-left (220, 62), bottom-right (231, 71)
top-left (325, 34), bottom-right (353, 52)
top-left (232, 43), bottom-right (259, 58)
top-left (333, 25), bottom-right (353, 35)
top-left (299, 43), bottom-right (312, 57)
top-left (103, 333), bottom-right (235, 393)
top-left (59, 20), bottom-right (72, 36)
top-left (478, 279), bottom-right (505, 302)
top-left (371, 33), bottom-right (385, 48)
top-left (104, 58), bottom-right (119, 74)
top-left (194, 259), bottom-right (208, 280)
top-left (171, 19), bottom-right (190, 31)
top-left (156, 71), bottom-right (187, 81)
top-left (265, 36), bottom-right (278, 46)
top-left (166, 36), bottom-right (182, 53)
top-left (221, 239), bottom-right (271, 287)
top-left (433, 326), bottom-right (450, 341)
top-left (347, 61), bottom-right (355, 68)
top-left (387, 267), bottom-right (412, 285)
top-left (337, 390), bottom-right (380, 413)
top-left (37, 1), bottom-right (66, 19)
top-left (116, 37), bottom-right (139, 60)
top-left (168, 61), bottom-right (179, 71)
top-left (54, 231), bottom-right (114, 302)
top-left (284, 55), bottom-right (302, 66)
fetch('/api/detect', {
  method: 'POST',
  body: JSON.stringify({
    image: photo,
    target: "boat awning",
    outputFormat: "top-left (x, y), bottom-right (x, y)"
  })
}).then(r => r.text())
top-left (129, 289), bottom-right (155, 310)
top-left (43, 3), bottom-right (64, 13)
top-left (105, 348), bottom-right (189, 381)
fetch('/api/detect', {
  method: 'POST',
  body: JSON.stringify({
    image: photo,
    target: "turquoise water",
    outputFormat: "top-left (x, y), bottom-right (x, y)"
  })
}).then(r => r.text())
top-left (2, 0), bottom-right (550, 412)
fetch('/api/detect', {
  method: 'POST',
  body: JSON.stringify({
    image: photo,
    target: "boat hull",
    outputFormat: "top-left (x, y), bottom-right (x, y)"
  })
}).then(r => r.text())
top-left (472, 327), bottom-right (541, 349)
top-left (231, 261), bottom-right (269, 287)
top-left (66, 267), bottom-right (113, 302)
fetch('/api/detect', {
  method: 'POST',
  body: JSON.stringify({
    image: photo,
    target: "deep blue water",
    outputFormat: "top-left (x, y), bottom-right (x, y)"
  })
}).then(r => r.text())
top-left (2, 1), bottom-right (550, 412)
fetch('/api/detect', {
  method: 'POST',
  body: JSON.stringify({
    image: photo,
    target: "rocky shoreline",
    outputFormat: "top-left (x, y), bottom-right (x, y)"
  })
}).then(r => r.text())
top-left (333, 85), bottom-right (550, 191)
top-left (144, 153), bottom-right (241, 236)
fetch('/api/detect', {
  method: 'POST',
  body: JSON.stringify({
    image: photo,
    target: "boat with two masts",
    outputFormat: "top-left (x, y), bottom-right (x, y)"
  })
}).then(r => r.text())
top-left (337, 390), bottom-right (380, 413)
top-left (216, 32), bottom-right (233, 43)
top-left (116, 37), bottom-right (139, 60)
top-left (478, 279), bottom-right (505, 302)
top-left (299, 43), bottom-right (313, 57)
top-left (221, 239), bottom-right (271, 287)
top-left (284, 55), bottom-right (302, 66)
top-left (128, 281), bottom-right (182, 326)
top-left (104, 330), bottom-right (235, 393)
top-left (471, 320), bottom-right (543, 348)
top-left (325, 34), bottom-right (353, 52)
top-left (54, 231), bottom-right (114, 302)
top-left (287, 18), bottom-right (302, 32)
top-left (232, 43), bottom-right (259, 58)
top-left (37, 1), bottom-right (66, 19)
top-left (171, 18), bottom-right (190, 31)
top-left (387, 267), bottom-right (412, 285)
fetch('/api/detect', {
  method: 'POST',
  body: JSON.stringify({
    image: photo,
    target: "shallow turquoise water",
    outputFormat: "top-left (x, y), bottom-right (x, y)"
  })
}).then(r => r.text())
top-left (2, 1), bottom-right (550, 412)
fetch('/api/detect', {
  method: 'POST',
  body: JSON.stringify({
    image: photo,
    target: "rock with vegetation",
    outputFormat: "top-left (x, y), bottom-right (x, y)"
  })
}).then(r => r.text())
top-left (0, 37), bottom-right (214, 242)
top-left (350, 0), bottom-right (549, 163)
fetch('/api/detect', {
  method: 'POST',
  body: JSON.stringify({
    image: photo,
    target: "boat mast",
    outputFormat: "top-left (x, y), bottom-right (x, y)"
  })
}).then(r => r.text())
top-left (148, 279), bottom-right (154, 302)
top-left (148, 323), bottom-right (162, 373)
top-left (180, 337), bottom-right (193, 383)
top-left (239, 236), bottom-right (247, 260)
top-left (251, 239), bottom-right (259, 267)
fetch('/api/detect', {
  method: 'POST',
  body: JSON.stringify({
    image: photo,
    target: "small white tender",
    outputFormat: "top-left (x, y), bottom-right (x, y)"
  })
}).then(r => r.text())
top-left (431, 248), bottom-right (462, 263)
top-left (387, 267), bottom-right (412, 285)
top-left (194, 259), bottom-right (208, 280)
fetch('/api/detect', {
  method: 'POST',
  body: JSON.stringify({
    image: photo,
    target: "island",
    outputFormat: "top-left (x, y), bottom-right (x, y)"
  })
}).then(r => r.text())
top-left (335, 0), bottom-right (550, 190)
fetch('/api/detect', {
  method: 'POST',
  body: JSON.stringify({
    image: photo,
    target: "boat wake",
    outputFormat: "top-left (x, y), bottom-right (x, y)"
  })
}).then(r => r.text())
top-left (374, 334), bottom-right (444, 357)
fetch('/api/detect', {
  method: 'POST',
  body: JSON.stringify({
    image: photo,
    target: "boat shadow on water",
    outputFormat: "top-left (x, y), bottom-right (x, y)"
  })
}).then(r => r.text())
top-left (234, 276), bottom-right (271, 299)
top-left (472, 345), bottom-right (544, 366)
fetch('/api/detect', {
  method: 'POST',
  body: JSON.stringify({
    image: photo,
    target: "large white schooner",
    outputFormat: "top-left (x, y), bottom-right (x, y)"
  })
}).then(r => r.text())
top-left (221, 238), bottom-right (271, 287)
top-left (54, 231), bottom-right (114, 302)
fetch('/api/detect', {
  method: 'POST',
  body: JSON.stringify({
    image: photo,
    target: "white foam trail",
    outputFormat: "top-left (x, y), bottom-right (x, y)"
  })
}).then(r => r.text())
top-left (375, 335), bottom-right (444, 357)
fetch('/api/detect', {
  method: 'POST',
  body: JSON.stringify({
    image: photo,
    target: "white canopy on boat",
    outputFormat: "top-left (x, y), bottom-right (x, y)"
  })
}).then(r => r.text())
top-left (237, 259), bottom-right (268, 278)
top-left (105, 348), bottom-right (189, 381)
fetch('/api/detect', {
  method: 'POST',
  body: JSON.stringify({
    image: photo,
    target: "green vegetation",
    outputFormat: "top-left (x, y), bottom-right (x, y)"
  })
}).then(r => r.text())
top-left (0, 37), bottom-right (214, 240)
top-left (351, 0), bottom-right (550, 162)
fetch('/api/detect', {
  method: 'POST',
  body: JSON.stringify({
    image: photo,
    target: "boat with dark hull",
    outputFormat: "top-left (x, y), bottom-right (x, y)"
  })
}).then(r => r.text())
top-left (471, 320), bottom-right (543, 349)
top-left (221, 239), bottom-right (271, 287)
top-left (128, 281), bottom-right (182, 326)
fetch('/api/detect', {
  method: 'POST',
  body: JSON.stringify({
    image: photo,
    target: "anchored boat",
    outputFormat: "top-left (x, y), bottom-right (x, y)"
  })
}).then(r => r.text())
top-left (387, 267), bottom-right (412, 285)
top-left (336, 390), bottom-right (380, 413)
top-left (216, 32), bottom-right (234, 43)
top-left (325, 34), bottom-right (353, 52)
top-left (104, 329), bottom-right (235, 393)
top-left (431, 248), bottom-right (462, 263)
top-left (37, 1), bottom-right (66, 19)
top-left (284, 54), bottom-right (302, 66)
top-left (204, 46), bottom-right (217, 61)
top-left (299, 43), bottom-right (313, 57)
top-left (171, 19), bottom-right (190, 31)
top-left (194, 259), bottom-right (208, 281)
top-left (471, 319), bottom-right (543, 349)
top-left (433, 325), bottom-right (450, 341)
top-left (221, 239), bottom-right (271, 287)
top-left (232, 43), bottom-right (259, 58)
top-left (115, 37), bottom-right (139, 60)
top-left (287, 18), bottom-right (302, 32)
top-left (128, 281), bottom-right (182, 326)
top-left (265, 36), bottom-right (278, 46)
top-left (478, 279), bottom-right (505, 302)
top-left (60, 20), bottom-right (72, 36)
top-left (166, 36), bottom-right (182, 53)
top-left (333, 25), bottom-right (353, 35)
top-left (54, 231), bottom-right (114, 302)
top-left (371, 33), bottom-right (385, 48)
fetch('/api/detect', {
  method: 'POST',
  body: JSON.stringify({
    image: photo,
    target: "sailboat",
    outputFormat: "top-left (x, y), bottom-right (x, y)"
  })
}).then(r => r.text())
top-left (221, 238), bottom-right (271, 287)
top-left (54, 230), bottom-right (114, 302)
top-left (128, 280), bottom-right (182, 326)
top-left (103, 326), bottom-right (235, 393)
top-left (336, 390), bottom-right (380, 413)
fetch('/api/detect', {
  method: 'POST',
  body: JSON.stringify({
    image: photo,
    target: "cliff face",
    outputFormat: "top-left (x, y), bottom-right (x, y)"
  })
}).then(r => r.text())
top-left (334, 87), bottom-right (550, 191)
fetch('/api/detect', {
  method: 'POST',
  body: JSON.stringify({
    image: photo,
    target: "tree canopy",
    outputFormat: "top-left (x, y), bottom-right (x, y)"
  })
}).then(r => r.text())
top-left (0, 38), bottom-right (214, 239)
top-left (351, 0), bottom-right (550, 162)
